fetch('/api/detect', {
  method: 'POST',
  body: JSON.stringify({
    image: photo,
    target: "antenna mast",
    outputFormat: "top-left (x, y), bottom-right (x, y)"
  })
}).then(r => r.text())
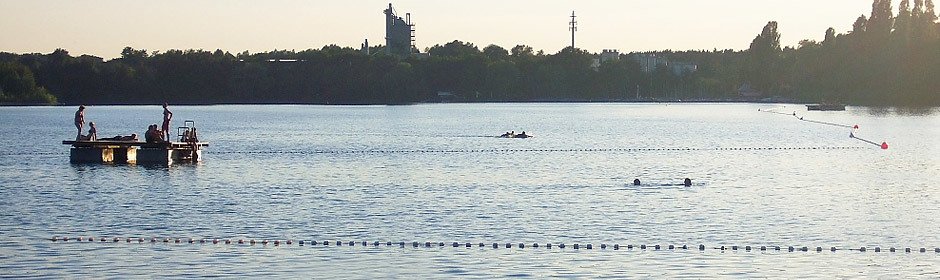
top-left (569, 11), bottom-right (577, 49)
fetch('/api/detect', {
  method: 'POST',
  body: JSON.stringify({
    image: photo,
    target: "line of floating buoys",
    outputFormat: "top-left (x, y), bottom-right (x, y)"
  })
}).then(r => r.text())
top-left (49, 237), bottom-right (940, 254)
top-left (0, 152), bottom-right (68, 157)
top-left (850, 131), bottom-right (889, 150)
top-left (212, 146), bottom-right (866, 156)
top-left (794, 114), bottom-right (855, 129)
top-left (761, 108), bottom-right (889, 150)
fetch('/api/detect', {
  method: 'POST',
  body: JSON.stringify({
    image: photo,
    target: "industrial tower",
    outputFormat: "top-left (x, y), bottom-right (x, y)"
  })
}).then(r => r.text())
top-left (384, 3), bottom-right (415, 57)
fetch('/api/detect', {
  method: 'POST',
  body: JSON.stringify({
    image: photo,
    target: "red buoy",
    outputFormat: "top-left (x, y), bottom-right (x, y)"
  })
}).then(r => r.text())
top-left (881, 142), bottom-right (889, 150)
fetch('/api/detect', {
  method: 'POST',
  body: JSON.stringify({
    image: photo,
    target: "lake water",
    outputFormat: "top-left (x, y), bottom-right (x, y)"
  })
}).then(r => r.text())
top-left (0, 103), bottom-right (938, 278)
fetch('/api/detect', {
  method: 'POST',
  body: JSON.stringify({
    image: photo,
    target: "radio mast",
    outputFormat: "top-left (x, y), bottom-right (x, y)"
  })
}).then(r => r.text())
top-left (569, 11), bottom-right (577, 49)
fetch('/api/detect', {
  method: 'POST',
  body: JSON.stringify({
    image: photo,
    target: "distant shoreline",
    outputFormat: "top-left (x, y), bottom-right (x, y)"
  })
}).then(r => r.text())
top-left (3, 99), bottom-right (813, 107)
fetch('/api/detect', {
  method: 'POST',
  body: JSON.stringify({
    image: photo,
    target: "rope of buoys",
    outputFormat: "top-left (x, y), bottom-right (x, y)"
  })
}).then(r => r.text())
top-left (759, 108), bottom-right (855, 129)
top-left (0, 151), bottom-right (68, 156)
top-left (761, 108), bottom-right (889, 150)
top-left (48, 236), bottom-right (939, 254)
top-left (793, 114), bottom-right (855, 129)
top-left (209, 146), bottom-right (865, 156)
top-left (850, 131), bottom-right (889, 150)
top-left (757, 109), bottom-right (797, 116)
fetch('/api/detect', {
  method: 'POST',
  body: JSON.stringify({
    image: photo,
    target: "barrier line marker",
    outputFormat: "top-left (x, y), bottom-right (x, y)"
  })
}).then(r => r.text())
top-left (48, 237), bottom-right (939, 254)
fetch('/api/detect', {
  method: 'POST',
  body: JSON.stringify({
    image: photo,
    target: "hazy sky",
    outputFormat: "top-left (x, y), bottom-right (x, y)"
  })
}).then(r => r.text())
top-left (1, 0), bottom-right (875, 59)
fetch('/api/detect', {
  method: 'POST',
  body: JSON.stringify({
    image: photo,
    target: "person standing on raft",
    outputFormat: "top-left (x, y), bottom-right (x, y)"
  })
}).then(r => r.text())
top-left (161, 103), bottom-right (173, 141)
top-left (74, 105), bottom-right (85, 140)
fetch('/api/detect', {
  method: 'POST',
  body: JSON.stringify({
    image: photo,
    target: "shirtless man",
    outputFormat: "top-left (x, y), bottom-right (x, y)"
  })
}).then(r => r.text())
top-left (74, 105), bottom-right (85, 140)
top-left (145, 124), bottom-right (162, 143)
top-left (162, 103), bottom-right (173, 141)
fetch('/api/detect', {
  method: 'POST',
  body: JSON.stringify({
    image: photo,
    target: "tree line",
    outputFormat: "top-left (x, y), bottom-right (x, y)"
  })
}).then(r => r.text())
top-left (0, 45), bottom-right (713, 105)
top-left (1, 0), bottom-right (937, 106)
top-left (749, 0), bottom-right (940, 105)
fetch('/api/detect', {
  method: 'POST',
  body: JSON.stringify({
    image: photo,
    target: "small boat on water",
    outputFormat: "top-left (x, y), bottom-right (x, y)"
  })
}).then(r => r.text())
top-left (806, 104), bottom-right (846, 111)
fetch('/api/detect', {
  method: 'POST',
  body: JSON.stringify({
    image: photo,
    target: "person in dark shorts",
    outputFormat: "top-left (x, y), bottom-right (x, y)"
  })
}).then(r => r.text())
top-left (74, 105), bottom-right (85, 140)
top-left (162, 103), bottom-right (173, 141)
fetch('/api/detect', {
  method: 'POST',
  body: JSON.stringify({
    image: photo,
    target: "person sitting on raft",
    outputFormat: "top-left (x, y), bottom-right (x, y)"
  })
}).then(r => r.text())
top-left (180, 127), bottom-right (198, 142)
top-left (145, 124), bottom-right (165, 143)
top-left (513, 131), bottom-right (529, 138)
top-left (144, 125), bottom-right (156, 142)
top-left (78, 122), bottom-right (98, 141)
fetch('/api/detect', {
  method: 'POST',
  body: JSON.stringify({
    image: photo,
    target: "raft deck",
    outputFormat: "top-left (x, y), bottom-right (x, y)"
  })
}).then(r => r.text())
top-left (806, 104), bottom-right (846, 111)
top-left (62, 140), bottom-right (209, 164)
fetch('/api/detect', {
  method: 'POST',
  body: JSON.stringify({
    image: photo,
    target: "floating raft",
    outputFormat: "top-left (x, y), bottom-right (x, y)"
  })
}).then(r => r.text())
top-left (806, 104), bottom-right (846, 111)
top-left (62, 140), bottom-right (208, 164)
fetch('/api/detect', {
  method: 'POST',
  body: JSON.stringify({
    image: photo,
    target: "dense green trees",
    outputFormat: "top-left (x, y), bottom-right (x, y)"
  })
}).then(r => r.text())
top-left (746, 21), bottom-right (782, 93)
top-left (2, 43), bottom-right (744, 105)
top-left (0, 0), bottom-right (937, 106)
top-left (772, 0), bottom-right (940, 105)
top-left (0, 61), bottom-right (57, 104)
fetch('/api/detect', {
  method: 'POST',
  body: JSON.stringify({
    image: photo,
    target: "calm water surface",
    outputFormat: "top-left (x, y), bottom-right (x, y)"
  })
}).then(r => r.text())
top-left (0, 103), bottom-right (938, 278)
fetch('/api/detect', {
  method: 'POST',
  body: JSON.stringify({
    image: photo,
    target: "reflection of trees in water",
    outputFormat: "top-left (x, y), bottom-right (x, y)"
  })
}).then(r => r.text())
top-left (864, 106), bottom-right (938, 116)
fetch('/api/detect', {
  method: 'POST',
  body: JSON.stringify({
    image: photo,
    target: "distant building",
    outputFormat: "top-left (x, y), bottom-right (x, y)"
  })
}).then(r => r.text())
top-left (600, 49), bottom-right (620, 63)
top-left (669, 62), bottom-right (698, 76)
top-left (631, 53), bottom-right (697, 76)
top-left (384, 3), bottom-right (415, 57)
top-left (263, 59), bottom-right (303, 63)
top-left (738, 83), bottom-right (762, 98)
top-left (361, 39), bottom-right (370, 56)
top-left (437, 91), bottom-right (455, 102)
top-left (632, 53), bottom-right (668, 73)
top-left (591, 49), bottom-right (620, 70)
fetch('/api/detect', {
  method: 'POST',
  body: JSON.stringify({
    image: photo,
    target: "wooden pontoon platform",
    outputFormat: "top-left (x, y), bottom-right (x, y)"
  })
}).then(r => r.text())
top-left (62, 140), bottom-right (208, 164)
top-left (806, 104), bottom-right (846, 111)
